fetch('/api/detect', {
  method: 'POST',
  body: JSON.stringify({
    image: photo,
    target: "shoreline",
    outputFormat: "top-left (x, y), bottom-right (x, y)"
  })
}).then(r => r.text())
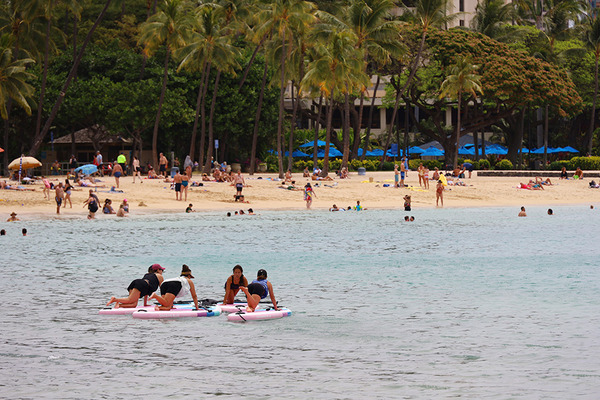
top-left (1, 171), bottom-right (597, 219)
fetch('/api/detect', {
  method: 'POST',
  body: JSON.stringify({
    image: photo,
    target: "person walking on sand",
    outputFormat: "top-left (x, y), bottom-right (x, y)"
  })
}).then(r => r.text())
top-left (174, 170), bottom-right (183, 201)
top-left (112, 162), bottom-right (123, 189)
top-left (55, 182), bottom-right (65, 214)
top-left (436, 179), bottom-right (444, 207)
top-left (63, 179), bottom-right (73, 208)
top-left (132, 156), bottom-right (142, 183)
top-left (181, 170), bottom-right (189, 201)
top-left (233, 171), bottom-right (245, 198)
top-left (304, 183), bottom-right (316, 209)
top-left (400, 160), bottom-right (406, 187)
top-left (42, 178), bottom-right (51, 200)
top-left (83, 189), bottom-right (100, 219)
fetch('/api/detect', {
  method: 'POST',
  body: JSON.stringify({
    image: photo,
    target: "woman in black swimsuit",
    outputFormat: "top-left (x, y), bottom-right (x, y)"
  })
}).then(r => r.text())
top-left (106, 264), bottom-right (165, 308)
top-left (223, 265), bottom-right (248, 304)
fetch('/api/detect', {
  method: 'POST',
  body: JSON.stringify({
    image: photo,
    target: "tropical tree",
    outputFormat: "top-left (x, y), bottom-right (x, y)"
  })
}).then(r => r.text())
top-left (177, 3), bottom-right (241, 171)
top-left (302, 29), bottom-right (368, 176)
top-left (138, 0), bottom-right (192, 169)
top-left (470, 0), bottom-right (512, 39)
top-left (0, 34), bottom-right (36, 175)
top-left (255, 0), bottom-right (316, 178)
top-left (581, 5), bottom-right (600, 155)
top-left (380, 0), bottom-right (457, 168)
top-left (439, 59), bottom-right (483, 168)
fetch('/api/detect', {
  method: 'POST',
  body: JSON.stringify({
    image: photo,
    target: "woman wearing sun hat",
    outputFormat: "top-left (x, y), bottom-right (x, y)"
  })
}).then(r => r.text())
top-left (106, 264), bottom-right (165, 308)
top-left (150, 265), bottom-right (199, 311)
top-left (6, 212), bottom-right (19, 222)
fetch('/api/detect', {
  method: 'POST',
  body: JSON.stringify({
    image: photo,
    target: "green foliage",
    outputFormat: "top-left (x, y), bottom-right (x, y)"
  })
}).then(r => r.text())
top-left (568, 156), bottom-right (600, 170)
top-left (549, 160), bottom-right (570, 170)
top-left (495, 159), bottom-right (513, 170)
top-left (478, 159), bottom-right (491, 169)
top-left (463, 159), bottom-right (480, 170)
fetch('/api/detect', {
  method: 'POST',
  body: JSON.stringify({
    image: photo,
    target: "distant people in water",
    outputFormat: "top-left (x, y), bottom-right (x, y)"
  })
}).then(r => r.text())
top-left (547, 208), bottom-right (553, 215)
top-left (403, 195), bottom-right (411, 211)
top-left (22, 228), bottom-right (27, 236)
top-left (0, 229), bottom-right (5, 235)
top-left (7, 212), bottom-right (19, 222)
top-left (518, 206), bottom-right (527, 217)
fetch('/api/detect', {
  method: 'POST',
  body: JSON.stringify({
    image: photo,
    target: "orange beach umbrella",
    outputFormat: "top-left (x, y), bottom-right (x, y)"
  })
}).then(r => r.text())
top-left (8, 156), bottom-right (42, 170)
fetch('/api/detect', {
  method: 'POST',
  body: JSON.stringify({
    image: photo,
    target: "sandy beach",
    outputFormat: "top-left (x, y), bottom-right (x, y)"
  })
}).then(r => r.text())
top-left (0, 171), bottom-right (597, 219)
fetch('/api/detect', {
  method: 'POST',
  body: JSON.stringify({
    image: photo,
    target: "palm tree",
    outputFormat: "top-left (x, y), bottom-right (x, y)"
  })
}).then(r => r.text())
top-left (177, 3), bottom-right (241, 171)
top-left (439, 59), bottom-right (483, 168)
top-left (138, 0), bottom-right (192, 170)
top-left (470, 0), bottom-right (512, 38)
top-left (29, 0), bottom-right (115, 156)
top-left (313, 0), bottom-right (403, 168)
top-left (0, 34), bottom-right (35, 175)
top-left (255, 0), bottom-right (316, 178)
top-left (380, 0), bottom-right (457, 168)
top-left (302, 29), bottom-right (368, 176)
top-left (582, 5), bottom-right (600, 155)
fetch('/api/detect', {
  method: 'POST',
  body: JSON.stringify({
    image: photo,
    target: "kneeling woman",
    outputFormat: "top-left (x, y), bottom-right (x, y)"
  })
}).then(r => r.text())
top-left (151, 264), bottom-right (199, 310)
top-left (239, 269), bottom-right (278, 312)
top-left (106, 264), bottom-right (165, 308)
top-left (223, 264), bottom-right (248, 304)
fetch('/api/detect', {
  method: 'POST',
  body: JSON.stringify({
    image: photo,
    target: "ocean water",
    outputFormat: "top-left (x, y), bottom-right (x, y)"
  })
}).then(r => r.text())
top-left (1, 206), bottom-right (599, 399)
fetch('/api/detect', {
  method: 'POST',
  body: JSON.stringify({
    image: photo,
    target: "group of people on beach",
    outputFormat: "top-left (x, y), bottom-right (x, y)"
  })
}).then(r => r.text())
top-left (106, 264), bottom-right (278, 313)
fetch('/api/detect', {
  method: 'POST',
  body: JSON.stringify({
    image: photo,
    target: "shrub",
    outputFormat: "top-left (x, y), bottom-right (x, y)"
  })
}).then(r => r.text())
top-left (364, 159), bottom-right (378, 171)
top-left (329, 158), bottom-right (342, 171)
top-left (350, 159), bottom-right (363, 170)
top-left (478, 159), bottom-right (491, 169)
top-left (569, 156), bottom-right (600, 170)
top-left (463, 159), bottom-right (480, 170)
top-left (408, 159), bottom-right (421, 170)
top-left (495, 159), bottom-right (513, 170)
top-left (382, 161), bottom-right (396, 171)
top-left (293, 160), bottom-right (306, 171)
top-left (549, 160), bottom-right (569, 170)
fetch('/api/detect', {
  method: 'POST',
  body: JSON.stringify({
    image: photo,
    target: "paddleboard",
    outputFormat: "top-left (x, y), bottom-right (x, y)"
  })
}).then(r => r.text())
top-left (132, 306), bottom-right (221, 319)
top-left (99, 301), bottom-right (196, 315)
top-left (216, 303), bottom-right (248, 313)
top-left (227, 307), bottom-right (291, 322)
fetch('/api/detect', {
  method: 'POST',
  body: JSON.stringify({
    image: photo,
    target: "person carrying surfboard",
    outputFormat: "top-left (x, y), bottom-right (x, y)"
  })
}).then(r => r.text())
top-left (239, 269), bottom-right (278, 312)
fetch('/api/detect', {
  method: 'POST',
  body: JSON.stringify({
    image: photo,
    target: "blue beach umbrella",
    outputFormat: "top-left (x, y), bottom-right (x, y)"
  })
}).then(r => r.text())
top-left (299, 140), bottom-right (327, 148)
top-left (366, 149), bottom-right (384, 157)
top-left (531, 147), bottom-right (559, 154)
top-left (284, 150), bottom-right (310, 157)
top-left (317, 148), bottom-right (343, 157)
top-left (421, 146), bottom-right (445, 157)
top-left (484, 145), bottom-right (508, 155)
top-left (458, 146), bottom-right (475, 156)
top-left (408, 146), bottom-right (425, 155)
top-left (74, 164), bottom-right (98, 175)
top-left (560, 146), bottom-right (579, 153)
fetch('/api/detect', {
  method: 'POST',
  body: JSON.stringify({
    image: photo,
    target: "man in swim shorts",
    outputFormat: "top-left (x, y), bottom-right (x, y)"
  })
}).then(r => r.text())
top-left (233, 171), bottom-right (245, 197)
top-left (55, 183), bottom-right (64, 215)
top-left (159, 153), bottom-right (168, 177)
top-left (112, 162), bottom-right (123, 189)
top-left (174, 171), bottom-right (183, 200)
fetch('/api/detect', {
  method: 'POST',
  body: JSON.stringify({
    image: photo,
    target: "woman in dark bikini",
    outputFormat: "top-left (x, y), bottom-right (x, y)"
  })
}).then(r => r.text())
top-left (223, 265), bottom-right (248, 304)
top-left (106, 264), bottom-right (165, 308)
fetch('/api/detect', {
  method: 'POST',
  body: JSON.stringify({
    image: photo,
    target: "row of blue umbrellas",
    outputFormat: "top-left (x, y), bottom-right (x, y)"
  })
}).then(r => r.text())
top-left (278, 141), bottom-right (580, 159)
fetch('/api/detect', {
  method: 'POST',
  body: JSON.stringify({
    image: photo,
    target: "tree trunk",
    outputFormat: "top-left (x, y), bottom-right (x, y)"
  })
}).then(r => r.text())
top-left (151, 48), bottom-right (170, 170)
top-left (249, 61), bottom-right (268, 175)
top-left (588, 54), bottom-right (599, 155)
top-left (287, 81), bottom-right (297, 171)
top-left (3, 116), bottom-right (9, 177)
top-left (29, 0), bottom-right (113, 156)
top-left (237, 35), bottom-right (267, 92)
top-left (342, 87), bottom-right (350, 169)
top-left (453, 92), bottom-right (461, 169)
top-left (35, 17), bottom-right (52, 142)
top-left (275, 32), bottom-right (286, 179)
top-left (73, 13), bottom-right (77, 63)
top-left (203, 70), bottom-right (221, 173)
top-left (198, 63), bottom-right (211, 169)
top-left (543, 104), bottom-right (549, 167)
top-left (313, 95), bottom-right (323, 168)
top-left (352, 94), bottom-right (363, 159)
top-left (189, 61), bottom-right (207, 162)
top-left (362, 75), bottom-right (379, 161)
top-left (322, 91), bottom-right (334, 176)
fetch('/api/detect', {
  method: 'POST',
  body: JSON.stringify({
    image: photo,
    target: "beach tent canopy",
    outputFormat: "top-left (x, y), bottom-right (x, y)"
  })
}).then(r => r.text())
top-left (317, 148), bottom-right (343, 157)
top-left (299, 140), bottom-right (327, 148)
top-left (420, 146), bottom-right (444, 157)
top-left (8, 156), bottom-right (42, 170)
top-left (483, 145), bottom-right (508, 155)
top-left (531, 147), bottom-right (560, 154)
top-left (458, 146), bottom-right (475, 156)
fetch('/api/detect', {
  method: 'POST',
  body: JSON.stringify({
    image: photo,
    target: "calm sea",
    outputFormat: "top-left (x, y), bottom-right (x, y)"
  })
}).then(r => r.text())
top-left (1, 206), bottom-right (599, 399)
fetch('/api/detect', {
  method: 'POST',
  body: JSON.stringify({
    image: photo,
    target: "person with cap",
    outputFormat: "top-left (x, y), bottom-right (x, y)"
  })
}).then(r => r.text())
top-left (150, 265), bottom-right (199, 310)
top-left (106, 264), bottom-right (165, 308)
top-left (7, 212), bottom-right (19, 222)
top-left (222, 265), bottom-right (249, 305)
top-left (239, 269), bottom-right (278, 312)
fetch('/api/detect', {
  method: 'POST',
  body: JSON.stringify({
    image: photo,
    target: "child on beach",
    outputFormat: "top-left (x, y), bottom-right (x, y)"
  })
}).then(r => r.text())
top-left (304, 183), bottom-right (316, 209)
